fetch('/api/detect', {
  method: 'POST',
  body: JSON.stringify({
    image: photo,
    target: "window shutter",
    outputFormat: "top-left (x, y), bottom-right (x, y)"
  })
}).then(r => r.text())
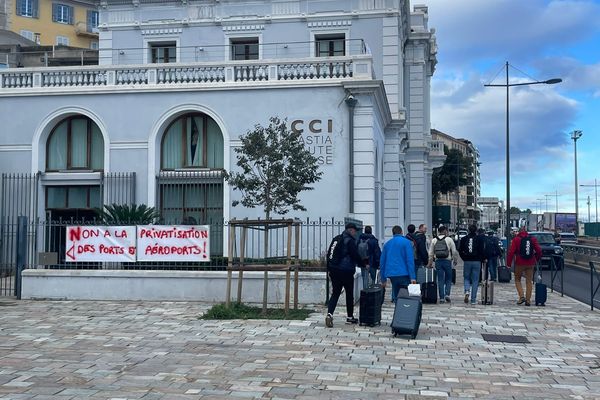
top-left (16, 0), bottom-right (22, 16)
top-left (69, 6), bottom-right (74, 24)
top-left (86, 10), bottom-right (92, 27)
top-left (52, 3), bottom-right (58, 22)
top-left (32, 0), bottom-right (39, 18)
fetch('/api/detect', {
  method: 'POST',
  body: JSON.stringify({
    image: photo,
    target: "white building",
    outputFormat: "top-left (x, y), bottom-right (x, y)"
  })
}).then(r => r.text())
top-left (0, 0), bottom-right (442, 261)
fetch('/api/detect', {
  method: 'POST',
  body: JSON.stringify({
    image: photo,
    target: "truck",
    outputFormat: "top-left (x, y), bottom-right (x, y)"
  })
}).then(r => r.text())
top-left (543, 212), bottom-right (576, 233)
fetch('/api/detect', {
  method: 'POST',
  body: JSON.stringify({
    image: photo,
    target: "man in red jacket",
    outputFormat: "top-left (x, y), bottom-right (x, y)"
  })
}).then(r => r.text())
top-left (506, 224), bottom-right (542, 306)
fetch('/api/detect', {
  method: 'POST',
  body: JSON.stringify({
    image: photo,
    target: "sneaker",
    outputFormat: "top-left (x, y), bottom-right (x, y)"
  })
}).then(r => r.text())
top-left (525, 301), bottom-right (531, 307)
top-left (346, 317), bottom-right (358, 324)
top-left (439, 299), bottom-right (445, 304)
top-left (517, 297), bottom-right (526, 305)
top-left (445, 296), bottom-right (451, 303)
top-left (470, 301), bottom-right (477, 305)
top-left (464, 292), bottom-right (469, 303)
top-left (325, 313), bottom-right (333, 328)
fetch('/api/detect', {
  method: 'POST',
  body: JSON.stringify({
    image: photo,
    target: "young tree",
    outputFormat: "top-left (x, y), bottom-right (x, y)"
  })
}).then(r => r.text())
top-left (432, 146), bottom-right (474, 205)
top-left (226, 117), bottom-right (323, 219)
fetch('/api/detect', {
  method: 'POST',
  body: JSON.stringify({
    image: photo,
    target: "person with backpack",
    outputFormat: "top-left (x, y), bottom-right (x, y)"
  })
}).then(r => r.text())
top-left (380, 225), bottom-right (416, 303)
top-left (459, 225), bottom-right (486, 305)
top-left (427, 225), bottom-right (458, 303)
top-left (357, 225), bottom-right (382, 289)
top-left (507, 222), bottom-right (542, 306)
top-left (406, 224), bottom-right (428, 277)
top-left (485, 231), bottom-right (502, 281)
top-left (325, 222), bottom-right (365, 328)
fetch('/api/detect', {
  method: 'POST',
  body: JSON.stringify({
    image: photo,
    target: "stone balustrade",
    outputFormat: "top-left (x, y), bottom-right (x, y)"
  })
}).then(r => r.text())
top-left (0, 55), bottom-right (372, 90)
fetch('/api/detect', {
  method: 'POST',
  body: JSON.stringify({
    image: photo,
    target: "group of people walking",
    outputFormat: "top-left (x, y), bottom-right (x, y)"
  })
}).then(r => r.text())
top-left (325, 221), bottom-right (542, 327)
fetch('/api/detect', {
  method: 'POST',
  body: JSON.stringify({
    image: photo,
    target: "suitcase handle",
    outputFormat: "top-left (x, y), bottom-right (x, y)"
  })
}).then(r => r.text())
top-left (425, 267), bottom-right (435, 283)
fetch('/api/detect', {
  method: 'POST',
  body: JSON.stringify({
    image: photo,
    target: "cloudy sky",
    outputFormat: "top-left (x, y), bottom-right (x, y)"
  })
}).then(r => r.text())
top-left (420, 0), bottom-right (600, 220)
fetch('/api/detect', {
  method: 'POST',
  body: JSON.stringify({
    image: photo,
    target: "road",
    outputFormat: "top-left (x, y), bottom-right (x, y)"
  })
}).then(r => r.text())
top-left (538, 262), bottom-right (600, 308)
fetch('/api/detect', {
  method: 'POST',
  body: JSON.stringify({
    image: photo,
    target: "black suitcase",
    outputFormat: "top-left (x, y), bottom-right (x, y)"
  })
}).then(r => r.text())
top-left (535, 283), bottom-right (547, 306)
top-left (498, 265), bottom-right (511, 283)
top-left (481, 262), bottom-right (494, 305)
top-left (421, 268), bottom-right (437, 304)
top-left (391, 296), bottom-right (422, 339)
top-left (359, 273), bottom-right (383, 326)
top-left (534, 263), bottom-right (547, 306)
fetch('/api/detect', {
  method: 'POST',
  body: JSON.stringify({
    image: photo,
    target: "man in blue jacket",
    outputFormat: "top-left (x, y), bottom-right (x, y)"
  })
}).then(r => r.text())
top-left (325, 222), bottom-right (364, 328)
top-left (380, 225), bottom-right (416, 303)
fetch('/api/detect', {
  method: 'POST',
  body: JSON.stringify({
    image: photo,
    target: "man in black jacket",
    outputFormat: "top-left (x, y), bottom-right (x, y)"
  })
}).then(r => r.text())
top-left (484, 231), bottom-right (502, 281)
top-left (357, 225), bottom-right (381, 289)
top-left (459, 224), bottom-right (486, 304)
top-left (406, 224), bottom-right (428, 277)
top-left (325, 223), bottom-right (364, 328)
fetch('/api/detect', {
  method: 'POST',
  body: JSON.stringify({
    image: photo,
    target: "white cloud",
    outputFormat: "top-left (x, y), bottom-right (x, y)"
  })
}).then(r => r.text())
top-left (423, 0), bottom-right (600, 66)
top-left (421, 0), bottom-right (600, 213)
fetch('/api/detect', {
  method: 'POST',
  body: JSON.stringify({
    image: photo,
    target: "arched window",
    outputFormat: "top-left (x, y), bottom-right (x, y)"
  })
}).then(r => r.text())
top-left (161, 113), bottom-right (224, 170)
top-left (46, 116), bottom-right (104, 171)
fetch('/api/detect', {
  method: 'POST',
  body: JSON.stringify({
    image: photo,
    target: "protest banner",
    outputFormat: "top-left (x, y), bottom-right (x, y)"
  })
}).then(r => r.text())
top-left (65, 226), bottom-right (137, 262)
top-left (137, 225), bottom-right (210, 262)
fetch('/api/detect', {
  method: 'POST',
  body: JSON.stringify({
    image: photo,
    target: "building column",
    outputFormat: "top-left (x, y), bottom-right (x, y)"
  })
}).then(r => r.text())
top-left (351, 105), bottom-right (376, 228)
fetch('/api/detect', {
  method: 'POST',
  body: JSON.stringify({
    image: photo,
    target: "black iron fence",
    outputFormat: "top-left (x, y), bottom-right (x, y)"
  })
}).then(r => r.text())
top-left (0, 217), bottom-right (344, 297)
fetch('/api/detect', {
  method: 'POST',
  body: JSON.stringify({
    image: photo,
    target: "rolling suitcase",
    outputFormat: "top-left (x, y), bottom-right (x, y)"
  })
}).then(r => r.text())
top-left (421, 267), bottom-right (437, 304)
top-left (481, 262), bottom-right (494, 305)
top-left (359, 273), bottom-right (383, 326)
top-left (452, 268), bottom-right (457, 285)
top-left (535, 263), bottom-right (547, 306)
top-left (498, 265), bottom-right (511, 283)
top-left (391, 296), bottom-right (422, 339)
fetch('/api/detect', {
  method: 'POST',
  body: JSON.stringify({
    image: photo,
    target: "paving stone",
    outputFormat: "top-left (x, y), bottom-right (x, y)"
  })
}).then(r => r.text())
top-left (0, 268), bottom-right (599, 399)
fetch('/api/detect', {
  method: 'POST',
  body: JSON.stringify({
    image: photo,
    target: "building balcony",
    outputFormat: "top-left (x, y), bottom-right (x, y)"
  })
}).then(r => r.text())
top-left (0, 54), bottom-right (374, 92)
top-left (75, 21), bottom-right (100, 38)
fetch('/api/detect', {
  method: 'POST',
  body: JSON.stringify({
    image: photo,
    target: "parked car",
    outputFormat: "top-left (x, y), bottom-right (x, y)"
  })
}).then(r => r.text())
top-left (527, 231), bottom-right (564, 270)
top-left (558, 232), bottom-right (578, 245)
top-left (454, 230), bottom-right (468, 243)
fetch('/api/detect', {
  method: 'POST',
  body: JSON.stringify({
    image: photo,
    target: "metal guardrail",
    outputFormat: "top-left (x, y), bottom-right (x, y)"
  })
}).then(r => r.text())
top-left (590, 261), bottom-right (600, 311)
top-left (562, 244), bottom-right (600, 265)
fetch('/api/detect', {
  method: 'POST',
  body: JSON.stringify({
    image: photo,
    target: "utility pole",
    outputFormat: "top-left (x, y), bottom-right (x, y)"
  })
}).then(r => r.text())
top-left (580, 179), bottom-right (598, 224)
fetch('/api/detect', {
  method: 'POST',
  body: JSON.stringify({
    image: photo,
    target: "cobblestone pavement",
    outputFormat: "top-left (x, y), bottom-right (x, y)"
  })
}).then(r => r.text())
top-left (1, 275), bottom-right (600, 400)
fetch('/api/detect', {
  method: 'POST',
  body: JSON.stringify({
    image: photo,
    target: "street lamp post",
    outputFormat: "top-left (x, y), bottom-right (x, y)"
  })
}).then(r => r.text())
top-left (571, 130), bottom-right (582, 234)
top-left (484, 62), bottom-right (561, 239)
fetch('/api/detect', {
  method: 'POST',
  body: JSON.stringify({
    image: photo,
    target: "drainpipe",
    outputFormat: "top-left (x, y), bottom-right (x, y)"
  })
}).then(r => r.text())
top-left (345, 94), bottom-right (357, 214)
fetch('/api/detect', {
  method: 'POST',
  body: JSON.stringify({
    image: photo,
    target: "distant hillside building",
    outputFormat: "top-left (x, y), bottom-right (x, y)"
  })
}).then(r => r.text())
top-left (0, 0), bottom-right (99, 49)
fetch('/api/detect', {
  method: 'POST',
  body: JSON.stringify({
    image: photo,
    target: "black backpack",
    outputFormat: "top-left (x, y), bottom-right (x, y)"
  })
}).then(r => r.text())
top-left (326, 234), bottom-right (344, 268)
top-left (519, 235), bottom-right (534, 259)
top-left (357, 237), bottom-right (369, 260)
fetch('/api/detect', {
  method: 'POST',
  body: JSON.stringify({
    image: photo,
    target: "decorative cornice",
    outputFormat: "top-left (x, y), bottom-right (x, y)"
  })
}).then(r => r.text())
top-left (0, 144), bottom-right (31, 152)
top-left (141, 28), bottom-right (182, 36)
top-left (308, 20), bottom-right (351, 28)
top-left (110, 141), bottom-right (148, 150)
top-left (222, 25), bottom-right (265, 32)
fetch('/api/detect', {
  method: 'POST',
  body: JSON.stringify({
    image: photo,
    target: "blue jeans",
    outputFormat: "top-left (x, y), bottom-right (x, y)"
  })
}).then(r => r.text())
top-left (360, 266), bottom-right (377, 289)
top-left (463, 261), bottom-right (481, 302)
top-left (435, 259), bottom-right (452, 299)
top-left (487, 257), bottom-right (498, 281)
top-left (389, 275), bottom-right (411, 303)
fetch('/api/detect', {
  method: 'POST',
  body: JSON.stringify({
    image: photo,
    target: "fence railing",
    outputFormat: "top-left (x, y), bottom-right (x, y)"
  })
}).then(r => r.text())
top-left (0, 54), bottom-right (372, 90)
top-left (0, 217), bottom-right (341, 282)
